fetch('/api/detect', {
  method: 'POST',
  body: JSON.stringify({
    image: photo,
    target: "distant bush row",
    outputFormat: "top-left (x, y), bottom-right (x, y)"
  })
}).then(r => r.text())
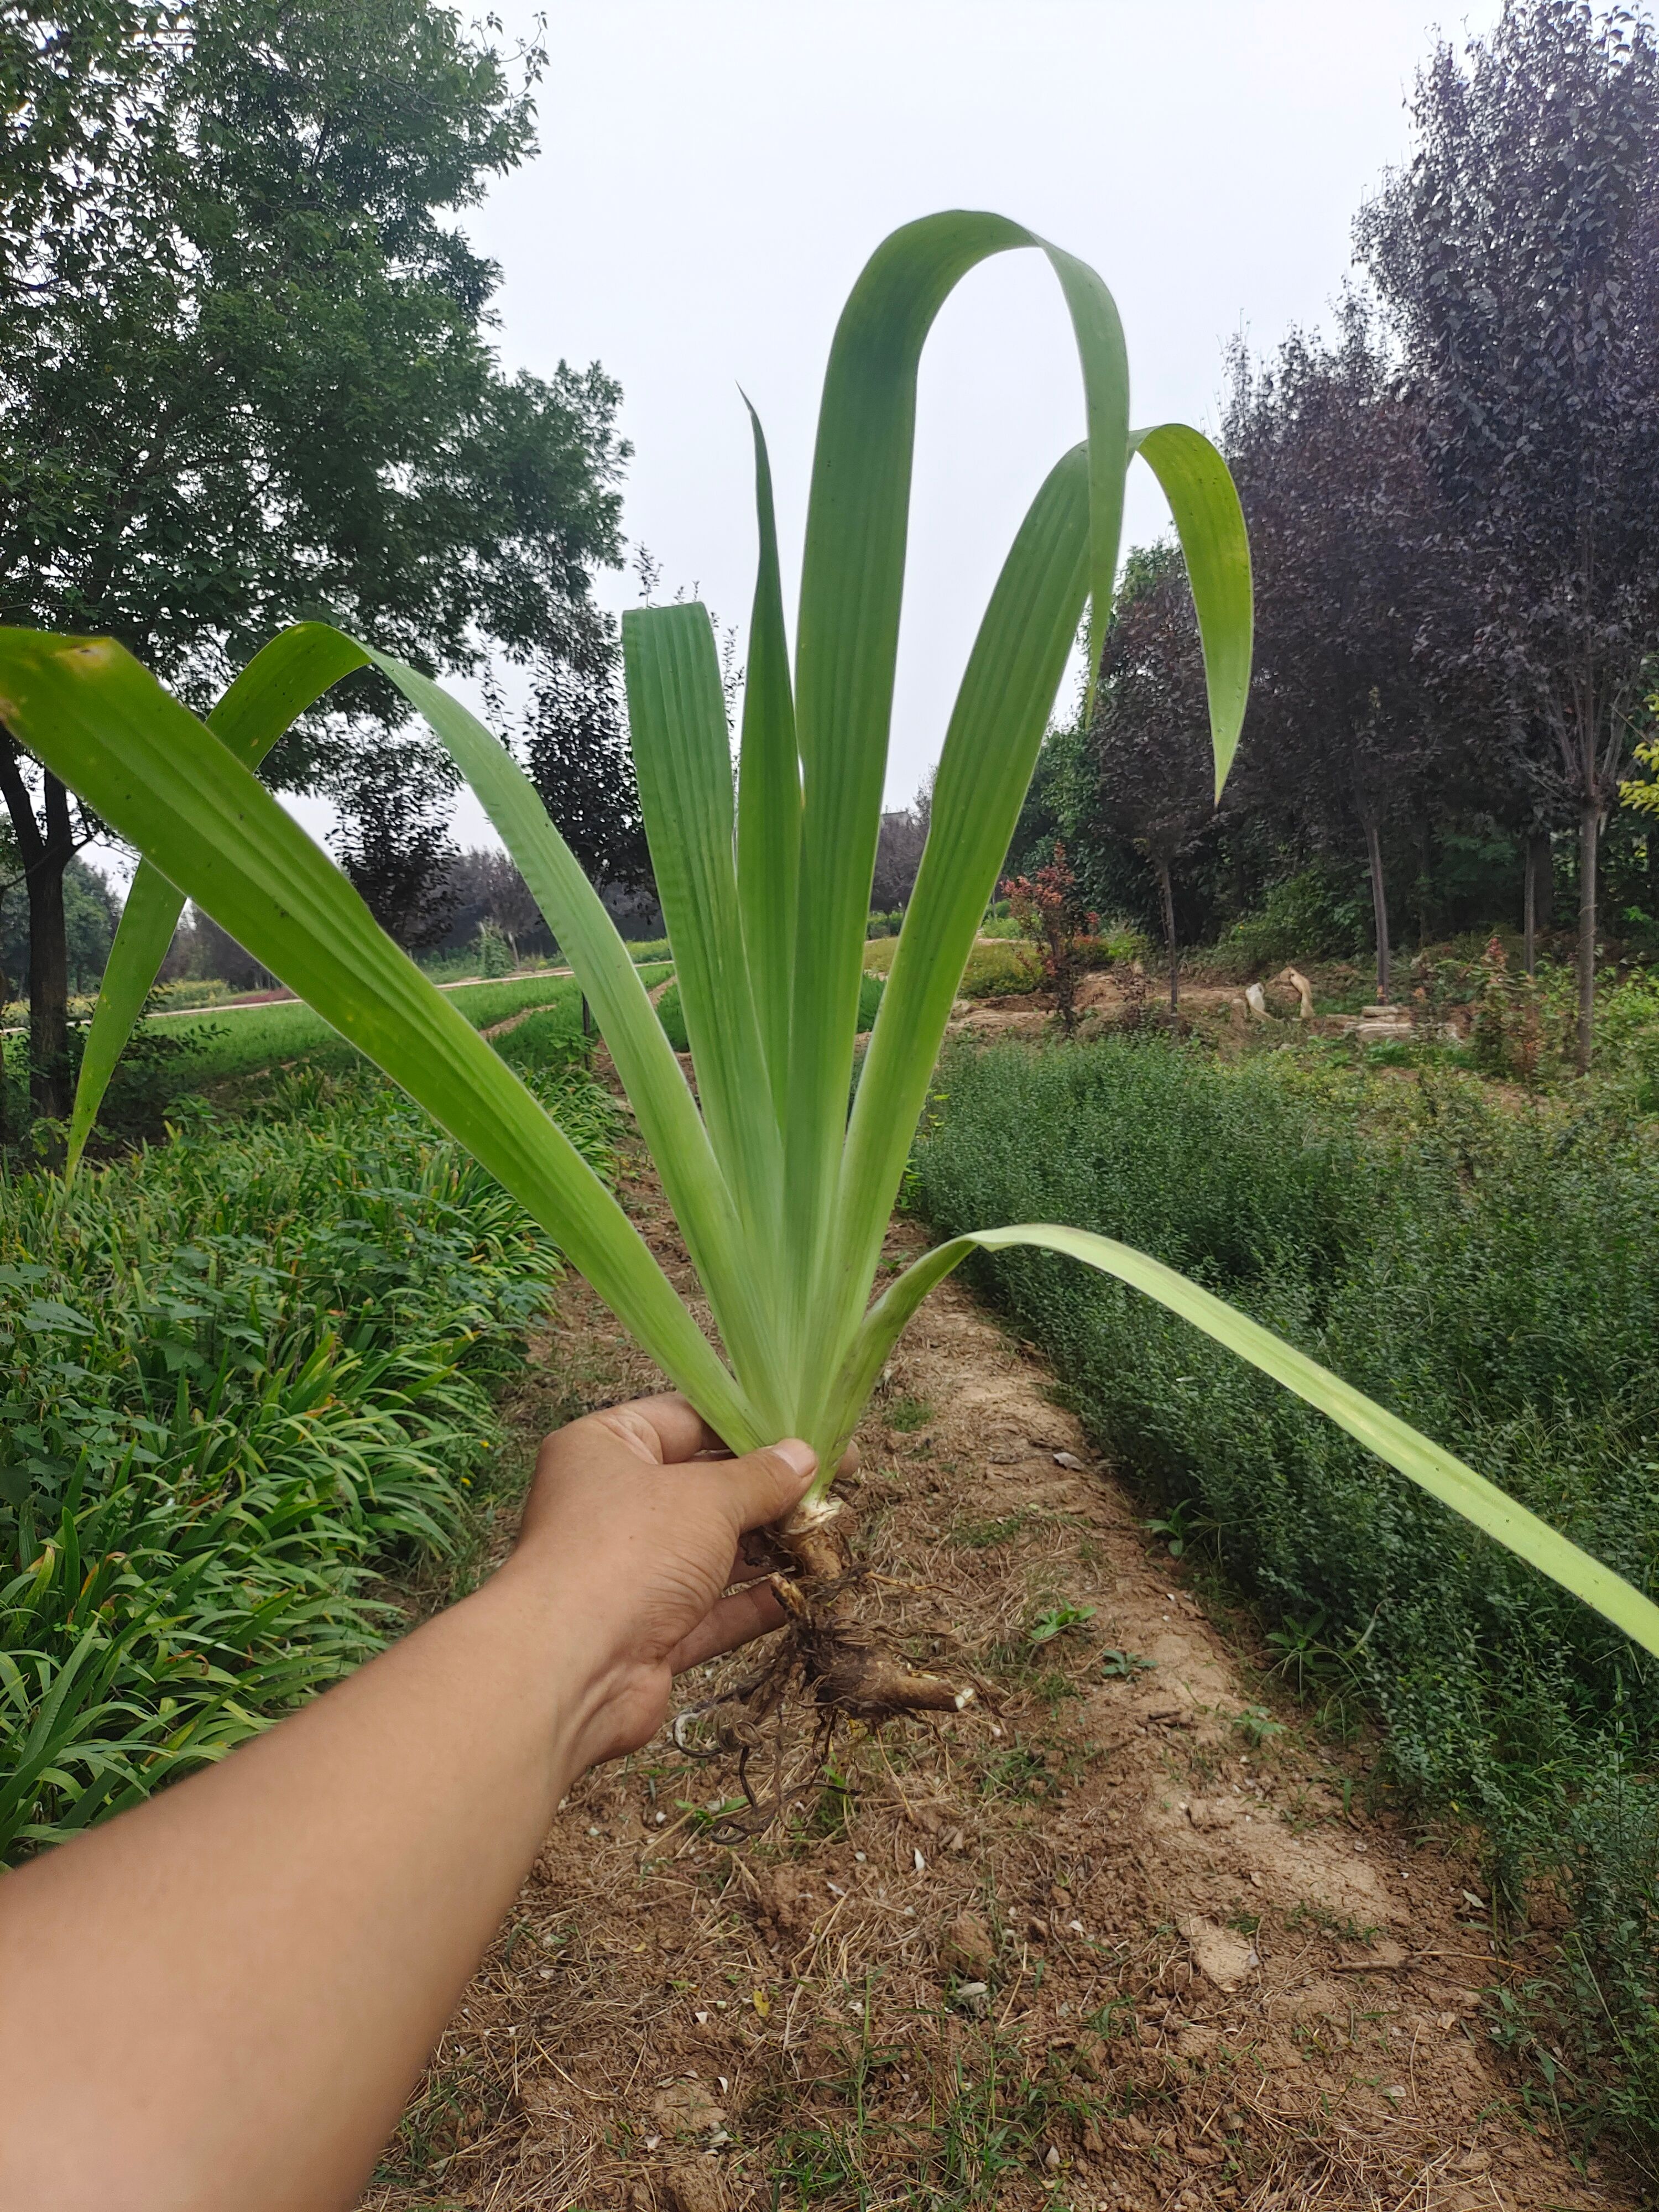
top-left (862, 923), bottom-right (1151, 998)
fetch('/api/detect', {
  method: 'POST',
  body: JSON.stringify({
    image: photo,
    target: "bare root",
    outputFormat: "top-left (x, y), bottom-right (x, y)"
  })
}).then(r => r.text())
top-left (667, 1498), bottom-right (978, 1839)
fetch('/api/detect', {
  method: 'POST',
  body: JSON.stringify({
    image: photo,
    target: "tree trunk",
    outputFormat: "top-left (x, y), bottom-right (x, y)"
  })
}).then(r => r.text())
top-left (1531, 832), bottom-right (1548, 969)
top-left (1155, 857), bottom-right (1178, 1011)
top-left (1532, 829), bottom-right (1554, 926)
top-left (1522, 828), bottom-right (1553, 978)
top-left (0, 742), bottom-right (76, 1124)
top-left (1575, 796), bottom-right (1599, 1075)
top-left (1361, 817), bottom-right (1391, 1003)
top-left (28, 800), bottom-right (71, 1121)
top-left (0, 938), bottom-right (9, 1149)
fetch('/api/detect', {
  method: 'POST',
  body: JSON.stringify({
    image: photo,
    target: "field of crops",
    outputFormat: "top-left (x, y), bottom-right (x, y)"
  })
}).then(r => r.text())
top-left (145, 971), bottom-right (660, 1091)
top-left (9, 942), bottom-right (1659, 2180)
top-left (9, 902), bottom-right (1659, 2181)
top-left (0, 1013), bottom-right (622, 1860)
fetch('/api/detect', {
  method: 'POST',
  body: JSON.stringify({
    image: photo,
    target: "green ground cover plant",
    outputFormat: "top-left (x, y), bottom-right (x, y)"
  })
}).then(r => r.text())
top-left (861, 935), bottom-right (1039, 995)
top-left (909, 1033), bottom-right (1659, 2161)
top-left (0, 1048), bottom-right (618, 1860)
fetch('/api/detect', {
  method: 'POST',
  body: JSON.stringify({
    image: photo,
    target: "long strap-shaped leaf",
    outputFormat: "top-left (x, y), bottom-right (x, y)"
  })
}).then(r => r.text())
top-left (63, 620), bottom-right (789, 1424)
top-left (1130, 424), bottom-right (1254, 795)
top-left (622, 603), bottom-right (782, 1266)
top-left (735, 401), bottom-right (800, 1128)
top-left (813, 1221), bottom-right (1659, 1659)
top-left (65, 625), bottom-right (371, 1176)
top-left (785, 212), bottom-right (1132, 1361)
top-left (822, 424), bottom-right (1254, 1376)
top-left (0, 629), bottom-right (764, 1449)
top-left (340, 640), bottom-right (790, 1427)
top-left (818, 446), bottom-right (1091, 1418)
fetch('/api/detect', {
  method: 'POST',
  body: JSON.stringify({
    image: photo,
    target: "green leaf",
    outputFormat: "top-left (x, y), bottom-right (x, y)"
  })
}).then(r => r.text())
top-left (822, 1222), bottom-right (1659, 1660)
top-left (0, 628), bottom-right (763, 1450)
top-left (784, 211), bottom-right (1131, 1361)
top-left (65, 623), bottom-right (371, 1176)
top-left (1129, 422), bottom-right (1253, 795)
top-left (622, 603), bottom-right (783, 1263)
top-left (822, 445), bottom-right (1091, 1405)
top-left (333, 638), bottom-right (789, 1428)
top-left (735, 399), bottom-right (800, 1126)
top-left (21, 1300), bottom-right (95, 1334)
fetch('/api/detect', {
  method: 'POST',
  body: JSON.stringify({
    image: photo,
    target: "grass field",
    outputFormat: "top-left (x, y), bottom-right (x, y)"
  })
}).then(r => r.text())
top-left (153, 973), bottom-right (588, 1086)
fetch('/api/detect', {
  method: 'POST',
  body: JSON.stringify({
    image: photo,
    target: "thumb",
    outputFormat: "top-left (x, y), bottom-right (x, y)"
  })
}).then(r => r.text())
top-left (722, 1436), bottom-right (817, 1532)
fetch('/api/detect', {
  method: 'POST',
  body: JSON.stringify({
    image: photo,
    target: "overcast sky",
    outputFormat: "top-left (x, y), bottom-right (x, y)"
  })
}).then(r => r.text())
top-left (276, 0), bottom-right (1504, 858)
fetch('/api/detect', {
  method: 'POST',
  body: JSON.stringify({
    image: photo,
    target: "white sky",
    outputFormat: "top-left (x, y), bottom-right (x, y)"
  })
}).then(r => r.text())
top-left (462, 0), bottom-right (1503, 822)
top-left (181, 0), bottom-right (1507, 869)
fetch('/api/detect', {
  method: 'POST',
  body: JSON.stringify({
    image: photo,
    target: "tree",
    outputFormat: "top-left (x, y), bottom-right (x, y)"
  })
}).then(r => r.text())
top-left (435, 847), bottom-right (551, 961)
top-left (466, 848), bottom-right (545, 962)
top-left (158, 904), bottom-right (270, 992)
top-left (0, 0), bottom-right (625, 1115)
top-left (0, 851), bottom-right (117, 998)
top-left (329, 743), bottom-right (458, 954)
top-left (520, 629), bottom-right (653, 898)
top-left (1089, 545), bottom-right (1219, 1009)
top-left (870, 779), bottom-right (932, 913)
top-left (1223, 310), bottom-right (1457, 1001)
top-left (1357, 0), bottom-right (1659, 1065)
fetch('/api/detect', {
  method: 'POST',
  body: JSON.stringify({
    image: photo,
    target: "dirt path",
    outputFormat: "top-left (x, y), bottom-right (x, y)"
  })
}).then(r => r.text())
top-left (361, 1155), bottom-right (1624, 2212)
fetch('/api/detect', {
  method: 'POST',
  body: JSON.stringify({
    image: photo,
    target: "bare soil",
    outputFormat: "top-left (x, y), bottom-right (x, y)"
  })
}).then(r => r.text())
top-left (360, 1146), bottom-right (1629, 2212)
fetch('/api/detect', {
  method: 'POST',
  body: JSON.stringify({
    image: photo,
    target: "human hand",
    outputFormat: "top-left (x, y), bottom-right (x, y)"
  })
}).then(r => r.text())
top-left (505, 1396), bottom-right (818, 1768)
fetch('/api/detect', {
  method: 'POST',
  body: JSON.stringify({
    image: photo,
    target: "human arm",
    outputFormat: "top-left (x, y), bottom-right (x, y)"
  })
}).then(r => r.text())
top-left (0, 1397), bottom-right (816, 2212)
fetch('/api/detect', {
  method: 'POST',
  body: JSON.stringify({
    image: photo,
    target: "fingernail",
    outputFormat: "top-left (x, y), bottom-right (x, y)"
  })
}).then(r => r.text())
top-left (773, 1437), bottom-right (817, 1479)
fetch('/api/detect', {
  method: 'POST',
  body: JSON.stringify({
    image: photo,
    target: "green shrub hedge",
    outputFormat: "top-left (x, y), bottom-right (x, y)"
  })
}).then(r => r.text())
top-left (910, 1034), bottom-right (1659, 2157)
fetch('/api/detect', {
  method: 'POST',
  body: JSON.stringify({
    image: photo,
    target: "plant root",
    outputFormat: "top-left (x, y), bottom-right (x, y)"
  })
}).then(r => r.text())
top-left (769, 1503), bottom-right (978, 1721)
top-left (666, 1502), bottom-right (980, 1841)
top-left (765, 1569), bottom-right (977, 1720)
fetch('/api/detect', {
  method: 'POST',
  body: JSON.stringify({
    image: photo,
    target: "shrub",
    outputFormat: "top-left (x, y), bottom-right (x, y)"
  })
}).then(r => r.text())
top-left (960, 941), bottom-right (1040, 997)
top-left (474, 919), bottom-right (513, 977)
top-left (1001, 843), bottom-right (1097, 1034)
top-left (910, 1034), bottom-right (1659, 2161)
top-left (1213, 864), bottom-right (1371, 977)
top-left (1595, 965), bottom-right (1659, 1108)
top-left (1089, 917), bottom-right (1152, 967)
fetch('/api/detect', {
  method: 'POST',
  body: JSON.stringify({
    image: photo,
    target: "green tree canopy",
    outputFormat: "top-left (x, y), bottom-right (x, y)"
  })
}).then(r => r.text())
top-left (1357, 0), bottom-right (1659, 1063)
top-left (0, 0), bottom-right (627, 1117)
